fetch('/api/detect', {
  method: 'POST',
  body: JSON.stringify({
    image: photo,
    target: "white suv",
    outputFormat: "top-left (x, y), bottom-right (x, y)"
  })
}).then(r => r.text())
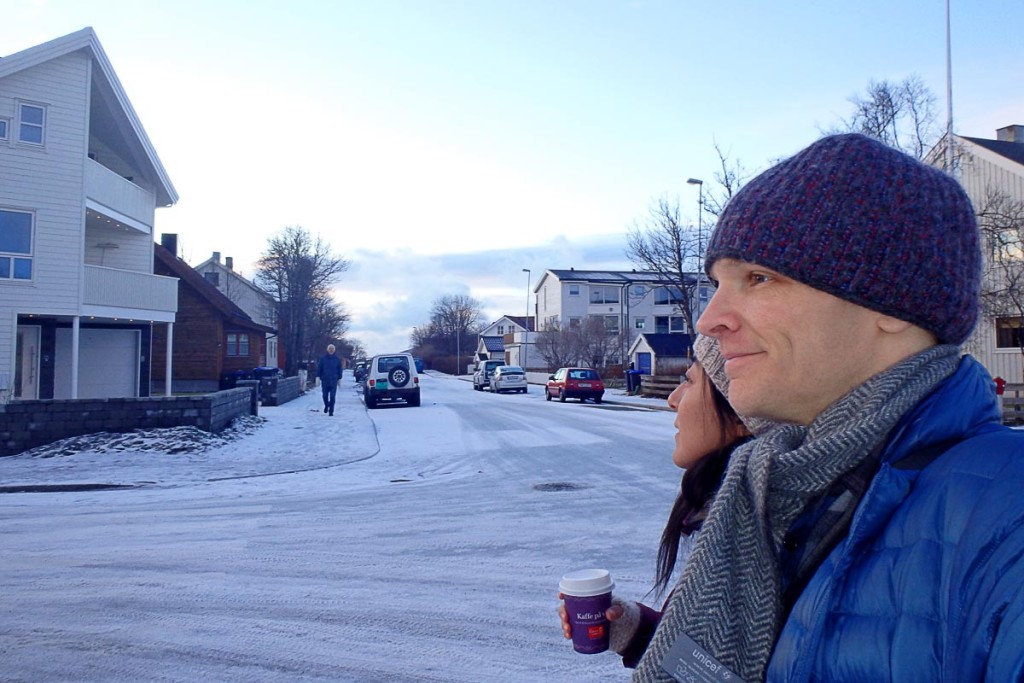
top-left (363, 353), bottom-right (420, 408)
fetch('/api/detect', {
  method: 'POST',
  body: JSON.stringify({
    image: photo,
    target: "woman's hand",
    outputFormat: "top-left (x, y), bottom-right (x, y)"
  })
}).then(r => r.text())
top-left (557, 592), bottom-right (626, 639)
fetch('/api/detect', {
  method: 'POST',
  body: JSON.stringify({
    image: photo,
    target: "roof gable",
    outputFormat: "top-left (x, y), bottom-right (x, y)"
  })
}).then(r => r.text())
top-left (961, 136), bottom-right (1024, 168)
top-left (0, 27), bottom-right (177, 206)
top-left (635, 333), bottom-right (694, 356)
top-left (154, 243), bottom-right (275, 333)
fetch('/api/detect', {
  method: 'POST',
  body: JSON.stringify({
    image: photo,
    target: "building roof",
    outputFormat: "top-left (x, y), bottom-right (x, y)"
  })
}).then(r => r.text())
top-left (504, 315), bottom-right (535, 332)
top-left (637, 333), bottom-right (694, 357)
top-left (545, 269), bottom-right (677, 283)
top-left (154, 243), bottom-right (276, 334)
top-left (1, 28), bottom-right (177, 206)
top-left (482, 336), bottom-right (505, 353)
top-left (961, 136), bottom-right (1024, 167)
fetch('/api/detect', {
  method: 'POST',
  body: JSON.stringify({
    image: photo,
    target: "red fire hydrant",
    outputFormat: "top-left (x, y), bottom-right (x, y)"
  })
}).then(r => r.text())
top-left (994, 376), bottom-right (1007, 396)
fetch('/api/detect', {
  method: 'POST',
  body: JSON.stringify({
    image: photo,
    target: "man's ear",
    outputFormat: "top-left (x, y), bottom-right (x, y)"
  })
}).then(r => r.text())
top-left (877, 315), bottom-right (914, 334)
top-left (877, 315), bottom-right (940, 347)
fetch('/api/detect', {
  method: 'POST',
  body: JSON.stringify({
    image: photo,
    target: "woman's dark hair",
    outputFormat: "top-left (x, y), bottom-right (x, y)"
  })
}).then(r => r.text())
top-left (653, 373), bottom-right (747, 595)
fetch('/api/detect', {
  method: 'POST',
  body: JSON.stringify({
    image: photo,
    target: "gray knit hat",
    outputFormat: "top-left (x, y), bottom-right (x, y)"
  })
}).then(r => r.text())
top-left (705, 133), bottom-right (981, 345)
top-left (692, 335), bottom-right (775, 435)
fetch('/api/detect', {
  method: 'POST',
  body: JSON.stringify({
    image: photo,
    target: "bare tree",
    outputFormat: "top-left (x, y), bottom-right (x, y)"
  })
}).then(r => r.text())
top-left (702, 141), bottom-right (752, 219)
top-left (255, 226), bottom-right (349, 374)
top-left (977, 190), bottom-right (1024, 378)
top-left (534, 317), bottom-right (620, 372)
top-left (409, 294), bottom-right (485, 374)
top-left (579, 316), bottom-right (621, 371)
top-left (829, 75), bottom-right (940, 160)
top-left (625, 198), bottom-right (701, 335)
top-left (534, 322), bottom-right (578, 371)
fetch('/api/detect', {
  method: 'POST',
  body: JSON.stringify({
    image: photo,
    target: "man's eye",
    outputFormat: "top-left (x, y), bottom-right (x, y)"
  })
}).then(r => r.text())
top-left (750, 272), bottom-right (772, 285)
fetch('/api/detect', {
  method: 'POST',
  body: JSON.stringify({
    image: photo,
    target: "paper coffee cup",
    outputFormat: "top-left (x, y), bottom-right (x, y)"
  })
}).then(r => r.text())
top-left (559, 569), bottom-right (614, 654)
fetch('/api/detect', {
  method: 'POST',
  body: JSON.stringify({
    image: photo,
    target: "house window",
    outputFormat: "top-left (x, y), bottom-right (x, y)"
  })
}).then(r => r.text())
top-left (590, 286), bottom-right (620, 304)
top-left (17, 102), bottom-right (45, 145)
top-left (203, 271), bottom-right (220, 286)
top-left (0, 209), bottom-right (34, 280)
top-left (634, 317), bottom-right (645, 329)
top-left (654, 286), bottom-right (684, 305)
top-left (0, 119), bottom-right (8, 140)
top-left (996, 317), bottom-right (1023, 349)
top-left (569, 284), bottom-right (580, 296)
top-left (497, 325), bottom-right (504, 335)
top-left (604, 315), bottom-right (619, 334)
top-left (655, 316), bottom-right (685, 334)
top-left (569, 317), bottom-right (581, 329)
top-left (226, 333), bottom-right (250, 357)
top-left (633, 285), bottom-right (645, 296)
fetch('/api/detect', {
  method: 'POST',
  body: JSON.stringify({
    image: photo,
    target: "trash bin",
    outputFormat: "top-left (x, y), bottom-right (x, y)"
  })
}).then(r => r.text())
top-left (625, 369), bottom-right (641, 394)
top-left (220, 368), bottom-right (252, 390)
top-left (253, 367), bottom-right (281, 405)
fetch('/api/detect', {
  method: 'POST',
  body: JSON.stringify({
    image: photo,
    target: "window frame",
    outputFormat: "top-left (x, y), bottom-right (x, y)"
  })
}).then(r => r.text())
top-left (589, 286), bottom-right (620, 304)
top-left (0, 207), bottom-right (35, 282)
top-left (0, 118), bottom-right (9, 141)
top-left (226, 333), bottom-right (251, 357)
top-left (568, 284), bottom-right (580, 296)
top-left (995, 317), bottom-right (1023, 349)
top-left (16, 101), bottom-right (46, 146)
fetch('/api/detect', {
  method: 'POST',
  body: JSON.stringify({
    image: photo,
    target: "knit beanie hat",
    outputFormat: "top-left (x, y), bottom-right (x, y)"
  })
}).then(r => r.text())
top-left (693, 335), bottom-right (775, 435)
top-left (705, 133), bottom-right (981, 345)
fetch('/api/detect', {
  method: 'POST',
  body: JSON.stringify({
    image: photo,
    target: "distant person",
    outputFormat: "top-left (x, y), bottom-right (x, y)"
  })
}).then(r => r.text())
top-left (558, 336), bottom-right (768, 667)
top-left (633, 134), bottom-right (1024, 682)
top-left (317, 344), bottom-right (342, 416)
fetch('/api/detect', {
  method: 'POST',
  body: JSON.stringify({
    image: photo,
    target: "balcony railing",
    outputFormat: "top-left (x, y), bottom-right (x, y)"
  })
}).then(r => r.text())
top-left (84, 265), bottom-right (178, 314)
top-left (85, 159), bottom-right (155, 230)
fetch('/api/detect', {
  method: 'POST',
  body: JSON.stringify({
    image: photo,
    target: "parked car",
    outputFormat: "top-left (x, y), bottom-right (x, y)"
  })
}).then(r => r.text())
top-left (364, 353), bottom-right (420, 408)
top-left (473, 359), bottom-right (506, 391)
top-left (353, 360), bottom-right (369, 383)
top-left (545, 367), bottom-right (605, 403)
top-left (490, 365), bottom-right (527, 394)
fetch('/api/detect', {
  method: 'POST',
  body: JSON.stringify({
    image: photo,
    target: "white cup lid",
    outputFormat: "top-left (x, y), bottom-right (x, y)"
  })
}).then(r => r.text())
top-left (559, 568), bottom-right (614, 597)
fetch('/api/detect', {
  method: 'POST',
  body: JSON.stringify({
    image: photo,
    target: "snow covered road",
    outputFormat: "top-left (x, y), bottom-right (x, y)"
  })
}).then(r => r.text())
top-left (1, 373), bottom-right (682, 682)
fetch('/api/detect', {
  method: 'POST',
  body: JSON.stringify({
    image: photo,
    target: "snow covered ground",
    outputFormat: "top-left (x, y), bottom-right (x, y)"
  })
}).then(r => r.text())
top-left (0, 372), bottom-right (684, 682)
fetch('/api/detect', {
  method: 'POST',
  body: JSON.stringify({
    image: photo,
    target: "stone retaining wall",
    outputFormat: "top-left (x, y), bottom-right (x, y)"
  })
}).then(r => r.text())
top-left (0, 386), bottom-right (258, 457)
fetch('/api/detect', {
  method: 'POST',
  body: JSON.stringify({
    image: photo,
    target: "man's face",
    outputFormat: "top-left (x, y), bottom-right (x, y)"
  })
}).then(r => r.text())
top-left (697, 258), bottom-right (885, 425)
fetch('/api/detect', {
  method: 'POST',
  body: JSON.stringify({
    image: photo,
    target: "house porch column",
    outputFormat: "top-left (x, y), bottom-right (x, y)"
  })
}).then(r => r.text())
top-left (165, 322), bottom-right (173, 396)
top-left (71, 316), bottom-right (80, 399)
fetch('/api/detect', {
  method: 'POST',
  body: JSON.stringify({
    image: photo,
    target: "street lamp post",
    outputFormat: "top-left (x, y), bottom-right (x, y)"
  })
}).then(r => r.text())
top-left (687, 178), bottom-right (705, 325)
top-left (686, 178), bottom-right (704, 266)
top-left (522, 268), bottom-right (531, 371)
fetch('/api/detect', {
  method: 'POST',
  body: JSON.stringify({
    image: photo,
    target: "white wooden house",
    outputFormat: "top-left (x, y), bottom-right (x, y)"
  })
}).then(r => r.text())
top-left (194, 251), bottom-right (279, 368)
top-left (532, 269), bottom-right (708, 367)
top-left (0, 28), bottom-right (178, 400)
top-left (928, 125), bottom-right (1024, 381)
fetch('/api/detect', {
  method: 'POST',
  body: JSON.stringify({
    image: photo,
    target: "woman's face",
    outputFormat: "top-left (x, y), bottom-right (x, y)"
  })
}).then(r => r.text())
top-left (667, 363), bottom-right (733, 469)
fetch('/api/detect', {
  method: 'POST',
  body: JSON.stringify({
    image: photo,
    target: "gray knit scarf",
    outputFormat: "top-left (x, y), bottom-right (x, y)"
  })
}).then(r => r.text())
top-left (633, 344), bottom-right (961, 683)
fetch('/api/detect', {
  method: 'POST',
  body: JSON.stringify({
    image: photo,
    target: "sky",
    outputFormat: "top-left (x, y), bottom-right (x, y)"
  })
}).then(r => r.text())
top-left (4, 0), bottom-right (1022, 354)
top-left (1, 374), bottom-right (683, 681)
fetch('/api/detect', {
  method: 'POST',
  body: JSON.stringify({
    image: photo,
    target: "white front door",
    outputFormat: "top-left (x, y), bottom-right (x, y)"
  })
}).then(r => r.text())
top-left (15, 325), bottom-right (41, 400)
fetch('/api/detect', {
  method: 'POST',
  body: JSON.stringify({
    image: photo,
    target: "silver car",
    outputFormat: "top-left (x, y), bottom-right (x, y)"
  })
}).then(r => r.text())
top-left (490, 365), bottom-right (527, 394)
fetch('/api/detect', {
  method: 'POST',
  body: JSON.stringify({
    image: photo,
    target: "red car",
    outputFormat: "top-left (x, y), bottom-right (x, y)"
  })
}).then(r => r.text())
top-left (546, 367), bottom-right (605, 403)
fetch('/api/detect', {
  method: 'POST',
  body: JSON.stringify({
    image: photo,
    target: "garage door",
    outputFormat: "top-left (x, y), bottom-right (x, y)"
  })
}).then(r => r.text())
top-left (55, 328), bottom-right (139, 399)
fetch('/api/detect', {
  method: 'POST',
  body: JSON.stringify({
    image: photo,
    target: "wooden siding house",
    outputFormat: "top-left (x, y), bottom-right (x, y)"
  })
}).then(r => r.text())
top-left (928, 125), bottom-right (1024, 381)
top-left (151, 239), bottom-right (276, 394)
top-left (194, 250), bottom-right (281, 369)
top-left (0, 28), bottom-right (178, 400)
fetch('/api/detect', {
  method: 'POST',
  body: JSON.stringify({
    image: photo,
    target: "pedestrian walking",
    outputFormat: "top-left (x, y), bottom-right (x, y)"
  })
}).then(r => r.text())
top-left (317, 344), bottom-right (343, 416)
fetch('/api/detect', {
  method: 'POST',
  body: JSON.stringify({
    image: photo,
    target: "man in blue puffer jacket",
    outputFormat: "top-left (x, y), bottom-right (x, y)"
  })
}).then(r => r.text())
top-left (632, 134), bottom-right (1024, 683)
